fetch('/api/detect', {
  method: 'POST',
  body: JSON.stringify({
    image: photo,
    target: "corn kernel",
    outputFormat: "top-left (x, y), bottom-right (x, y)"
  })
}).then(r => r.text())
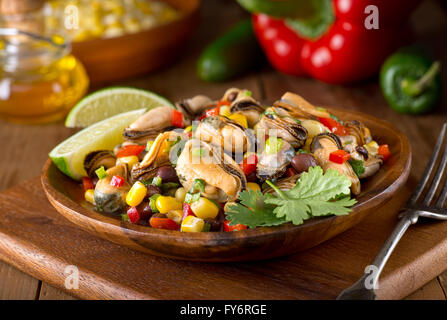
top-left (228, 113), bottom-right (248, 128)
top-left (126, 181), bottom-right (147, 207)
top-left (181, 215), bottom-right (205, 232)
top-left (364, 141), bottom-right (379, 156)
top-left (117, 155), bottom-right (139, 170)
top-left (175, 187), bottom-right (187, 203)
top-left (219, 106), bottom-right (232, 118)
top-left (246, 182), bottom-right (261, 193)
top-left (84, 189), bottom-right (96, 205)
top-left (184, 125), bottom-right (192, 133)
top-left (190, 197), bottom-right (219, 219)
top-left (155, 196), bottom-right (182, 214)
top-left (167, 209), bottom-right (183, 224)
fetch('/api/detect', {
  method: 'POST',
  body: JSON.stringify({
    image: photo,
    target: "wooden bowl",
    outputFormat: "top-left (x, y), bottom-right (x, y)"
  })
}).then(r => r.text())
top-left (41, 108), bottom-right (411, 262)
top-left (71, 0), bottom-right (200, 84)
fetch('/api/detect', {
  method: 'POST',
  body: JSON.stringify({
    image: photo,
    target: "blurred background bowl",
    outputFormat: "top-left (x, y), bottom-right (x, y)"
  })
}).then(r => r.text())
top-left (71, 0), bottom-right (200, 85)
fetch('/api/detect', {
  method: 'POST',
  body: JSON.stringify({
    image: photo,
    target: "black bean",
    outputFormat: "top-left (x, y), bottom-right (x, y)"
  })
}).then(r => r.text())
top-left (291, 154), bottom-right (318, 174)
top-left (157, 166), bottom-right (179, 183)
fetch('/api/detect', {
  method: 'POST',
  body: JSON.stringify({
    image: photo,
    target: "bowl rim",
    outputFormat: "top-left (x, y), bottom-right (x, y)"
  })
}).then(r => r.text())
top-left (70, 0), bottom-right (201, 47)
top-left (41, 107), bottom-right (411, 246)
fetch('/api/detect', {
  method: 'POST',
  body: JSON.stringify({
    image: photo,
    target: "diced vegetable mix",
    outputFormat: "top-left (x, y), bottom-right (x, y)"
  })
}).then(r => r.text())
top-left (79, 88), bottom-right (390, 232)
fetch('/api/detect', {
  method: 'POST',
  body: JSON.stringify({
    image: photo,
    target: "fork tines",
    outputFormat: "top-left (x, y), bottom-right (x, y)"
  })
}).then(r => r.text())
top-left (407, 123), bottom-right (447, 209)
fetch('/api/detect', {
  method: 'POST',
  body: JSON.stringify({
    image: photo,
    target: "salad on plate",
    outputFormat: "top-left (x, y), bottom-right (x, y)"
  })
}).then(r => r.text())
top-left (50, 88), bottom-right (391, 232)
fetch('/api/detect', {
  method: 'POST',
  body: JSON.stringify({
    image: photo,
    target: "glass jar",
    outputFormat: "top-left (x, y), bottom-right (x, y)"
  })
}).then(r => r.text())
top-left (0, 29), bottom-right (89, 124)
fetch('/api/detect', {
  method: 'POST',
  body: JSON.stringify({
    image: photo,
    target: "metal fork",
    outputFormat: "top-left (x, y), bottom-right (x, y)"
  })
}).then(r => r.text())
top-left (337, 123), bottom-right (447, 300)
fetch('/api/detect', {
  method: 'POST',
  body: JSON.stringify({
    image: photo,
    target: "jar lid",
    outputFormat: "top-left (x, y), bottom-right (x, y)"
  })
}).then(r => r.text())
top-left (0, 0), bottom-right (44, 14)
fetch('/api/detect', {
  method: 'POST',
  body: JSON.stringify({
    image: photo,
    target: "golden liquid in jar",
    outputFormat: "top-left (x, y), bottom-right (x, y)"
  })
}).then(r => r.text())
top-left (0, 54), bottom-right (89, 124)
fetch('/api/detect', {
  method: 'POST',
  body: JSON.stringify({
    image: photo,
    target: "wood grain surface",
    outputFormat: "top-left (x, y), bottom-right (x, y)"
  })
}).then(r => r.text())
top-left (0, 0), bottom-right (446, 300)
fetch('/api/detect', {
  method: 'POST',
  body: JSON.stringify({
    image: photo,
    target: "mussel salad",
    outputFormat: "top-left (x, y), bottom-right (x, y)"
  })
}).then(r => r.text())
top-left (78, 89), bottom-right (391, 232)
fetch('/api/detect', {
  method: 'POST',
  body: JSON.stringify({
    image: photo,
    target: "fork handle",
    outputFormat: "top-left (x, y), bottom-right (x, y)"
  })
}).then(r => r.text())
top-left (368, 210), bottom-right (419, 287)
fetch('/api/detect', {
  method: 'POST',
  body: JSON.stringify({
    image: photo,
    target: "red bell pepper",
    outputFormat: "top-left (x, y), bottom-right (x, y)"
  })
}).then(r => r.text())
top-left (240, 154), bottom-right (257, 176)
top-left (205, 106), bottom-right (220, 117)
top-left (82, 177), bottom-right (95, 191)
top-left (127, 206), bottom-right (140, 224)
top-left (115, 144), bottom-right (145, 158)
top-left (110, 175), bottom-right (125, 188)
top-left (329, 150), bottom-right (351, 164)
top-left (150, 217), bottom-right (180, 230)
top-left (378, 144), bottom-right (391, 161)
top-left (171, 109), bottom-right (184, 128)
top-left (182, 202), bottom-right (194, 220)
top-left (318, 117), bottom-right (349, 136)
top-left (251, 0), bottom-right (420, 84)
top-left (223, 220), bottom-right (248, 232)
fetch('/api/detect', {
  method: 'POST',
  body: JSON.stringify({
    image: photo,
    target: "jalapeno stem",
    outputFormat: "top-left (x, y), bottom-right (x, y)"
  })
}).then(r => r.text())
top-left (401, 61), bottom-right (441, 97)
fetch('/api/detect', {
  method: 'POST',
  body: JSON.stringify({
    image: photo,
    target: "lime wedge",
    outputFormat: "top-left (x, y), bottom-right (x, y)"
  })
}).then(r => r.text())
top-left (65, 87), bottom-right (174, 128)
top-left (50, 109), bottom-right (146, 180)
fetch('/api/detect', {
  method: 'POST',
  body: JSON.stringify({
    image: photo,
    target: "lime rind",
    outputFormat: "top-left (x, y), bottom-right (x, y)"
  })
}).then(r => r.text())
top-left (65, 87), bottom-right (174, 128)
top-left (50, 108), bottom-right (146, 180)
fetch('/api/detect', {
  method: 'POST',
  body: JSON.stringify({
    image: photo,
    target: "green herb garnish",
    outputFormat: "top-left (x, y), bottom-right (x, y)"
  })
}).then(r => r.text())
top-left (149, 194), bottom-right (161, 213)
top-left (185, 192), bottom-right (201, 204)
top-left (95, 166), bottom-right (107, 179)
top-left (191, 178), bottom-right (205, 193)
top-left (152, 176), bottom-right (162, 187)
top-left (348, 159), bottom-right (365, 177)
top-left (227, 166), bottom-right (357, 227)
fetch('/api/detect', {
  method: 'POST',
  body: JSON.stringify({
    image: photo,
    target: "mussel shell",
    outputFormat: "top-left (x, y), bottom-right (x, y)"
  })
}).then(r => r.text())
top-left (84, 150), bottom-right (116, 178)
top-left (263, 174), bottom-right (301, 194)
top-left (256, 141), bottom-right (295, 182)
top-left (310, 132), bottom-right (343, 152)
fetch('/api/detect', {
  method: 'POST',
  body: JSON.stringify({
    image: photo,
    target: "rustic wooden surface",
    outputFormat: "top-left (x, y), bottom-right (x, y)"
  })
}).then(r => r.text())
top-left (0, 0), bottom-right (446, 299)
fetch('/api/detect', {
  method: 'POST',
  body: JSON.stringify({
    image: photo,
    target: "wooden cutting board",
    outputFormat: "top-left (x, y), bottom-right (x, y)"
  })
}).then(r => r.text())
top-left (0, 176), bottom-right (446, 300)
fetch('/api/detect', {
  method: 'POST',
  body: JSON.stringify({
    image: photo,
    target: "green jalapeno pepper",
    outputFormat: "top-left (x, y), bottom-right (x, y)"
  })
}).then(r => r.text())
top-left (380, 48), bottom-right (441, 114)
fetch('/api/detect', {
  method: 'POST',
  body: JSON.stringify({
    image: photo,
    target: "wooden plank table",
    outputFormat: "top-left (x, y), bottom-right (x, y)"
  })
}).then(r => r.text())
top-left (0, 0), bottom-right (446, 300)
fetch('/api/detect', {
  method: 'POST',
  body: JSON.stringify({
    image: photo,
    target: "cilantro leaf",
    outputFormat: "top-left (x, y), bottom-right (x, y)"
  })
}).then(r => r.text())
top-left (226, 190), bottom-right (285, 228)
top-left (348, 159), bottom-right (365, 177)
top-left (265, 166), bottom-right (356, 225)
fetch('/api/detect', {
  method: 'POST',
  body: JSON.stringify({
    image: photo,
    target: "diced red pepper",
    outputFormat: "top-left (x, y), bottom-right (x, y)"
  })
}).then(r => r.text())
top-left (223, 220), bottom-right (248, 232)
top-left (150, 217), bottom-right (180, 230)
top-left (240, 154), bottom-right (257, 176)
top-left (82, 177), bottom-right (95, 191)
top-left (217, 100), bottom-right (231, 107)
top-left (286, 167), bottom-right (298, 178)
top-left (182, 202), bottom-right (194, 220)
top-left (318, 117), bottom-right (349, 136)
top-left (171, 109), bottom-right (184, 128)
top-left (329, 150), bottom-right (351, 164)
top-left (127, 206), bottom-right (140, 224)
top-left (378, 144), bottom-right (391, 161)
top-left (110, 175), bottom-right (125, 188)
top-left (115, 145), bottom-right (145, 158)
top-left (205, 106), bottom-right (220, 117)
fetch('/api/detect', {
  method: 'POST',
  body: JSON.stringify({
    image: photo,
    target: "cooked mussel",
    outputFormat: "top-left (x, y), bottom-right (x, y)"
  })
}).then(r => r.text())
top-left (344, 120), bottom-right (372, 146)
top-left (263, 174), bottom-right (301, 194)
top-left (131, 131), bottom-right (182, 182)
top-left (84, 150), bottom-right (116, 178)
top-left (176, 139), bottom-right (247, 202)
top-left (359, 156), bottom-right (383, 179)
top-left (123, 106), bottom-right (190, 144)
top-left (256, 107), bottom-right (308, 148)
top-left (273, 92), bottom-right (331, 119)
top-left (311, 133), bottom-right (361, 195)
top-left (94, 163), bottom-right (130, 213)
top-left (176, 95), bottom-right (214, 119)
top-left (228, 89), bottom-right (265, 127)
top-left (194, 115), bottom-right (255, 154)
top-left (257, 139), bottom-right (295, 181)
